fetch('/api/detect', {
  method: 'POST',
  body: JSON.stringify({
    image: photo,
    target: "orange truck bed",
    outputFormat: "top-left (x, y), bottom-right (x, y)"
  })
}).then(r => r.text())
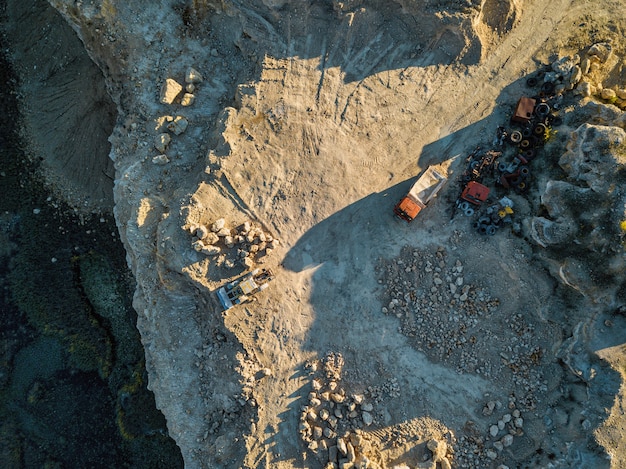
top-left (394, 165), bottom-right (448, 222)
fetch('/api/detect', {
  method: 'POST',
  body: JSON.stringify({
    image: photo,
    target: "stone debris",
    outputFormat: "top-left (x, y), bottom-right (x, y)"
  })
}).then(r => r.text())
top-left (187, 218), bottom-right (279, 268)
top-left (300, 353), bottom-right (382, 465)
top-left (152, 154), bottom-right (169, 165)
top-left (154, 133), bottom-right (171, 153)
top-left (167, 115), bottom-right (189, 135)
top-left (160, 78), bottom-right (183, 104)
top-left (181, 93), bottom-right (196, 106)
top-left (185, 66), bottom-right (204, 84)
top-left (377, 243), bottom-right (550, 467)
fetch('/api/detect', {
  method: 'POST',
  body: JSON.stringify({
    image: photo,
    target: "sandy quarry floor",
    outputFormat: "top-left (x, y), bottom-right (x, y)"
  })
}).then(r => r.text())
top-left (8, 0), bottom-right (626, 468)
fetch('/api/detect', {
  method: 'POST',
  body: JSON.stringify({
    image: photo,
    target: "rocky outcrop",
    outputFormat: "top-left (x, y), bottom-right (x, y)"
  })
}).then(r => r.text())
top-left (529, 118), bottom-right (626, 303)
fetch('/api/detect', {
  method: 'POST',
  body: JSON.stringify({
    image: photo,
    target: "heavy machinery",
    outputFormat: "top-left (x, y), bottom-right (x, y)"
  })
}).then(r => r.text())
top-left (393, 157), bottom-right (456, 222)
top-left (217, 268), bottom-right (274, 311)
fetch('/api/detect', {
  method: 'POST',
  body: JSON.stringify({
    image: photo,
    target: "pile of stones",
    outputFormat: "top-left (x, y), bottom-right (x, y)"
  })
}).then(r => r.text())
top-left (548, 42), bottom-right (626, 109)
top-left (188, 218), bottom-right (279, 269)
top-left (152, 66), bottom-right (203, 165)
top-left (377, 244), bottom-right (548, 468)
top-left (299, 352), bottom-right (380, 468)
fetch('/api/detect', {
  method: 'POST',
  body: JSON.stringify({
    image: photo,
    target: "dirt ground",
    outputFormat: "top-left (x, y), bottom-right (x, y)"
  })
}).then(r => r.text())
top-left (9, 0), bottom-right (626, 468)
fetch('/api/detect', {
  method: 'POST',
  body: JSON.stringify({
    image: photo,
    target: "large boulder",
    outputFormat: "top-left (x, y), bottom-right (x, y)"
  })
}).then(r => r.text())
top-left (559, 123), bottom-right (626, 193)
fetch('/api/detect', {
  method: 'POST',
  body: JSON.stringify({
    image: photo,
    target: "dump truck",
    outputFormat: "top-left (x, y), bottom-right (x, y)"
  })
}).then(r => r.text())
top-left (394, 163), bottom-right (450, 223)
top-left (217, 268), bottom-right (274, 311)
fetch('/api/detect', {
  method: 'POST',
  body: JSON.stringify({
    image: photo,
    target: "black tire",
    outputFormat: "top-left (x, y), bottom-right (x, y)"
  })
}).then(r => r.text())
top-left (541, 82), bottom-right (555, 93)
top-left (519, 166), bottom-right (530, 178)
top-left (458, 201), bottom-right (470, 212)
top-left (522, 127), bottom-right (533, 138)
top-left (464, 207), bottom-right (475, 217)
top-left (509, 130), bottom-right (523, 144)
top-left (534, 123), bottom-right (547, 136)
top-left (523, 149), bottom-right (537, 160)
top-left (526, 77), bottom-right (538, 87)
top-left (551, 115), bottom-right (563, 126)
top-left (486, 225), bottom-right (497, 236)
top-left (535, 102), bottom-right (550, 118)
top-left (520, 139), bottom-right (531, 149)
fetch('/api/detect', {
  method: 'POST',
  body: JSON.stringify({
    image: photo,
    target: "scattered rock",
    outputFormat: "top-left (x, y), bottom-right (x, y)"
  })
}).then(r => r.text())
top-left (201, 245), bottom-right (221, 256)
top-left (154, 133), bottom-right (171, 153)
top-left (185, 67), bottom-right (204, 84)
top-left (152, 154), bottom-right (169, 165)
top-left (160, 78), bottom-right (183, 104)
top-left (587, 42), bottom-right (612, 63)
top-left (426, 439), bottom-right (447, 462)
top-left (194, 225), bottom-right (209, 240)
top-left (362, 411), bottom-right (373, 426)
top-left (211, 218), bottom-right (226, 232)
top-left (167, 115), bottom-right (189, 135)
top-left (205, 232), bottom-right (219, 245)
top-left (181, 93), bottom-right (196, 106)
top-left (601, 88), bottom-right (616, 100)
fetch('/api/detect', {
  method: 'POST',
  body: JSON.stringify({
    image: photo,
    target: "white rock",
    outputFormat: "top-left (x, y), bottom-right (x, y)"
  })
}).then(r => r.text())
top-left (217, 227), bottom-right (231, 237)
top-left (514, 417), bottom-right (524, 428)
top-left (224, 236), bottom-right (235, 248)
top-left (201, 245), bottom-right (221, 256)
top-left (154, 133), bottom-right (171, 153)
top-left (362, 411), bottom-right (373, 426)
top-left (205, 232), bottom-right (219, 245)
top-left (486, 450), bottom-right (498, 460)
top-left (617, 89), bottom-right (626, 100)
top-left (337, 438), bottom-right (347, 456)
top-left (319, 409), bottom-right (330, 420)
top-left (581, 57), bottom-right (591, 74)
top-left (160, 78), bottom-right (182, 104)
top-left (192, 240), bottom-right (204, 252)
top-left (181, 93), bottom-right (196, 106)
top-left (167, 115), bottom-right (189, 135)
top-left (601, 88), bottom-right (616, 100)
top-left (588, 42), bottom-right (612, 63)
top-left (152, 154), bottom-right (169, 165)
top-left (577, 81), bottom-right (593, 97)
top-left (211, 218), bottom-right (226, 232)
top-left (185, 67), bottom-right (204, 84)
top-left (426, 439), bottom-right (447, 462)
top-left (490, 425), bottom-right (499, 437)
top-left (569, 65), bottom-right (582, 86)
top-left (362, 402), bottom-right (373, 412)
top-left (502, 413), bottom-right (512, 423)
top-left (493, 441), bottom-right (504, 452)
top-left (194, 225), bottom-right (209, 240)
top-left (502, 434), bottom-right (514, 447)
